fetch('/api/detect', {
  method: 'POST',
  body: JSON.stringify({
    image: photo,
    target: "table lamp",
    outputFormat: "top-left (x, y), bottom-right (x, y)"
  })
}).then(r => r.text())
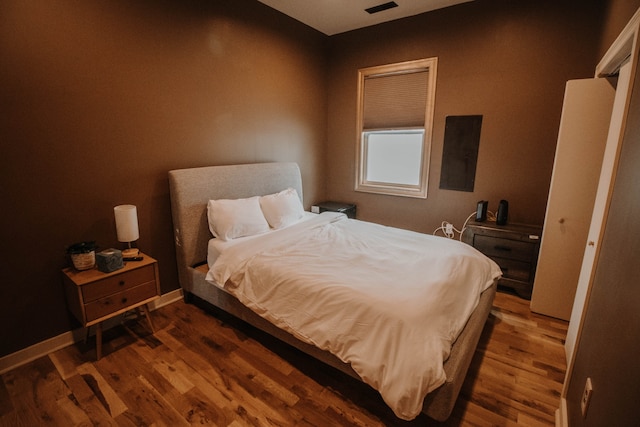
top-left (114, 204), bottom-right (140, 257)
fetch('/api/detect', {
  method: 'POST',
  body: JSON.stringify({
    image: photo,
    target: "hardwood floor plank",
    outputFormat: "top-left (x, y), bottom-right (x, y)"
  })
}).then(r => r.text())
top-left (74, 362), bottom-right (128, 418)
top-left (1, 290), bottom-right (567, 426)
top-left (229, 350), bottom-right (300, 404)
top-left (54, 393), bottom-right (93, 427)
top-left (61, 373), bottom-right (119, 426)
top-left (151, 357), bottom-right (196, 395)
top-left (0, 377), bottom-right (13, 418)
top-left (162, 330), bottom-right (293, 425)
top-left (128, 338), bottom-right (234, 426)
top-left (0, 357), bottom-right (73, 427)
top-left (177, 386), bottom-right (230, 425)
top-left (134, 374), bottom-right (192, 426)
top-left (153, 329), bottom-right (236, 405)
top-left (457, 399), bottom-right (521, 427)
top-left (48, 349), bottom-right (83, 381)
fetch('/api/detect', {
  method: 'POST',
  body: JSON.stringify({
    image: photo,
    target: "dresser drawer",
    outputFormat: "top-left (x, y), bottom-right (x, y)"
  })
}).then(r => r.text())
top-left (474, 235), bottom-right (536, 262)
top-left (82, 265), bottom-right (155, 302)
top-left (84, 281), bottom-right (157, 322)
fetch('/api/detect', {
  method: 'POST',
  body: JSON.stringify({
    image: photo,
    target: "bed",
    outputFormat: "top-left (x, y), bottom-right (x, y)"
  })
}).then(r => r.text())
top-left (168, 162), bottom-right (500, 421)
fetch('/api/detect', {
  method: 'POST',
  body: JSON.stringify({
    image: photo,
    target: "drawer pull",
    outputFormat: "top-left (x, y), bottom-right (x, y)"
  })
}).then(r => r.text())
top-left (494, 245), bottom-right (512, 252)
top-left (119, 280), bottom-right (126, 286)
top-left (121, 297), bottom-right (128, 304)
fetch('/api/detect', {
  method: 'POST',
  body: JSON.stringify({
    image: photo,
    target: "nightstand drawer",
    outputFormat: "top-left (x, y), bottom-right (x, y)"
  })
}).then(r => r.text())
top-left (84, 280), bottom-right (157, 322)
top-left (474, 235), bottom-right (535, 262)
top-left (492, 257), bottom-right (532, 283)
top-left (82, 264), bottom-right (155, 302)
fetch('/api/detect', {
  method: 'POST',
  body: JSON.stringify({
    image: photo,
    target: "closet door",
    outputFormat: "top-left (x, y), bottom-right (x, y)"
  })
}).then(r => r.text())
top-left (530, 78), bottom-right (615, 320)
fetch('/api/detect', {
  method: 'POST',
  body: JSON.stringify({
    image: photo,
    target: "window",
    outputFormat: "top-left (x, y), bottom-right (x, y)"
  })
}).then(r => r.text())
top-left (355, 58), bottom-right (437, 198)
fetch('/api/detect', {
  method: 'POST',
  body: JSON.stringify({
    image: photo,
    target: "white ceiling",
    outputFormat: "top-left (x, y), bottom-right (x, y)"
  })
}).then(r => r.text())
top-left (257, 0), bottom-right (473, 36)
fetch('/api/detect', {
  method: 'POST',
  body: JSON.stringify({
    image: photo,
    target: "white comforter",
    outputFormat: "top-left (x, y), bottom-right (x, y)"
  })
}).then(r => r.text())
top-left (206, 212), bottom-right (501, 420)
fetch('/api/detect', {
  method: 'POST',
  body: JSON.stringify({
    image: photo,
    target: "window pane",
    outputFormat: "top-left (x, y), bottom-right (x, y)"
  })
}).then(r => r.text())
top-left (365, 131), bottom-right (424, 185)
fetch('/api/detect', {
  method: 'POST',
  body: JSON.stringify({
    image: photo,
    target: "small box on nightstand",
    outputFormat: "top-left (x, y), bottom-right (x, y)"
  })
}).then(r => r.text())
top-left (96, 248), bottom-right (124, 273)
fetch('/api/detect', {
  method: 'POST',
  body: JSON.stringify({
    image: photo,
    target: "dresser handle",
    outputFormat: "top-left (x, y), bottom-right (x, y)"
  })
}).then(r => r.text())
top-left (121, 297), bottom-right (128, 304)
top-left (494, 245), bottom-right (512, 252)
top-left (119, 280), bottom-right (125, 286)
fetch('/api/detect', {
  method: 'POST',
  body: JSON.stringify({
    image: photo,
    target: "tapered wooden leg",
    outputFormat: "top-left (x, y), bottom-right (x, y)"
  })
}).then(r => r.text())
top-left (141, 304), bottom-right (155, 333)
top-left (96, 322), bottom-right (103, 360)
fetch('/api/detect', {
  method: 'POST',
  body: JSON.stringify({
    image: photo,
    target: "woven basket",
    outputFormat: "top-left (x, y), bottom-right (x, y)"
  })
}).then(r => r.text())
top-left (70, 251), bottom-right (96, 271)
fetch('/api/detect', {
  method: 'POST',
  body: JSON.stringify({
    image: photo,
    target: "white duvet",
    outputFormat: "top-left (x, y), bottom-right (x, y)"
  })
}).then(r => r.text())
top-left (206, 212), bottom-right (501, 420)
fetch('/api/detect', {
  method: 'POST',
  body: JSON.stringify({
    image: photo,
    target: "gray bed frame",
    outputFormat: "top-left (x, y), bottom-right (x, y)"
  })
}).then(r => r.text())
top-left (168, 162), bottom-right (497, 421)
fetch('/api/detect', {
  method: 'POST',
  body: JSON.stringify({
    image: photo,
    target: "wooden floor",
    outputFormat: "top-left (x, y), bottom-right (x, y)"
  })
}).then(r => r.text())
top-left (0, 290), bottom-right (568, 426)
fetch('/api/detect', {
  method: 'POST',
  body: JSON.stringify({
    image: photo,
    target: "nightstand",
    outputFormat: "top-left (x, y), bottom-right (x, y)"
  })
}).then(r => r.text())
top-left (316, 201), bottom-right (356, 219)
top-left (462, 221), bottom-right (542, 299)
top-left (62, 252), bottom-right (160, 359)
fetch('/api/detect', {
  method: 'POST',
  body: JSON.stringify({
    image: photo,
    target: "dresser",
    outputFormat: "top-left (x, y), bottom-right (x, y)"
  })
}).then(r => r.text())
top-left (462, 221), bottom-right (542, 299)
top-left (62, 252), bottom-right (160, 359)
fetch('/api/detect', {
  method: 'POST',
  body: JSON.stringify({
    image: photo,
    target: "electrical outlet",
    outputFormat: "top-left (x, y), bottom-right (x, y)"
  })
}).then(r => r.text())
top-left (311, 205), bottom-right (320, 214)
top-left (581, 377), bottom-right (593, 417)
top-left (445, 223), bottom-right (454, 236)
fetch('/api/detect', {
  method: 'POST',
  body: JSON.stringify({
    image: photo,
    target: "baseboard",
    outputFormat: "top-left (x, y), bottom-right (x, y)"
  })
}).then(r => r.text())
top-left (0, 288), bottom-right (183, 375)
top-left (556, 398), bottom-right (568, 427)
top-left (148, 288), bottom-right (183, 311)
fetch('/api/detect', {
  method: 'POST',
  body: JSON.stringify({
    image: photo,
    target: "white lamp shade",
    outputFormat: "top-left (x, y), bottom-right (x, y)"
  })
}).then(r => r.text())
top-left (114, 205), bottom-right (139, 243)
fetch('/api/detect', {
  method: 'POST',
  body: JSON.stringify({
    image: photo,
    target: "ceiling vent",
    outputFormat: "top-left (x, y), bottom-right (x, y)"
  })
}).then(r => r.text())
top-left (365, 1), bottom-right (399, 15)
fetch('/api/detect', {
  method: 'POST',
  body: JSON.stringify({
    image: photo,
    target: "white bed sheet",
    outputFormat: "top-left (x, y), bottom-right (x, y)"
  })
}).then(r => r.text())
top-left (206, 212), bottom-right (501, 420)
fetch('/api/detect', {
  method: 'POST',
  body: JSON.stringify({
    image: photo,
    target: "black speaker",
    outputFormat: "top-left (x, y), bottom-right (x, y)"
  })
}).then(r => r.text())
top-left (496, 200), bottom-right (509, 225)
top-left (476, 200), bottom-right (488, 222)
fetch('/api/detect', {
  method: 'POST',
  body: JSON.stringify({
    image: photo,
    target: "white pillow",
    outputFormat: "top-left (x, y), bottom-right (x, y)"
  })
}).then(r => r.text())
top-left (207, 196), bottom-right (270, 241)
top-left (260, 188), bottom-right (304, 229)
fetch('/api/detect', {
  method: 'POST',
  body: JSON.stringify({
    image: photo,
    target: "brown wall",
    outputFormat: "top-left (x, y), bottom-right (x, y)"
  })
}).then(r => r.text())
top-left (0, 0), bottom-right (327, 357)
top-left (599, 0), bottom-right (640, 58)
top-left (325, 0), bottom-right (607, 234)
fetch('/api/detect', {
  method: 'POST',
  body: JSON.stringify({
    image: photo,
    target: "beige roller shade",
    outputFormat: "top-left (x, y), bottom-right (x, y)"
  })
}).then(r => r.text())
top-left (363, 70), bottom-right (428, 130)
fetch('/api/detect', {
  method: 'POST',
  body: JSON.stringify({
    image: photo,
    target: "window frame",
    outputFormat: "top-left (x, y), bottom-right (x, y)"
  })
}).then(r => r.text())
top-left (355, 58), bottom-right (438, 198)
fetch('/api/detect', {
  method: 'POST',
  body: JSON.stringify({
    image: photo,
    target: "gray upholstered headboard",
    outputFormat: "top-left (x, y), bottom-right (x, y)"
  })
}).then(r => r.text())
top-left (168, 162), bottom-right (303, 291)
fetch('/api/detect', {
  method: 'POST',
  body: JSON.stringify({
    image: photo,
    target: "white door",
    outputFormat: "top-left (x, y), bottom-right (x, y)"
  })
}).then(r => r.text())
top-left (564, 60), bottom-right (632, 363)
top-left (530, 78), bottom-right (615, 320)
